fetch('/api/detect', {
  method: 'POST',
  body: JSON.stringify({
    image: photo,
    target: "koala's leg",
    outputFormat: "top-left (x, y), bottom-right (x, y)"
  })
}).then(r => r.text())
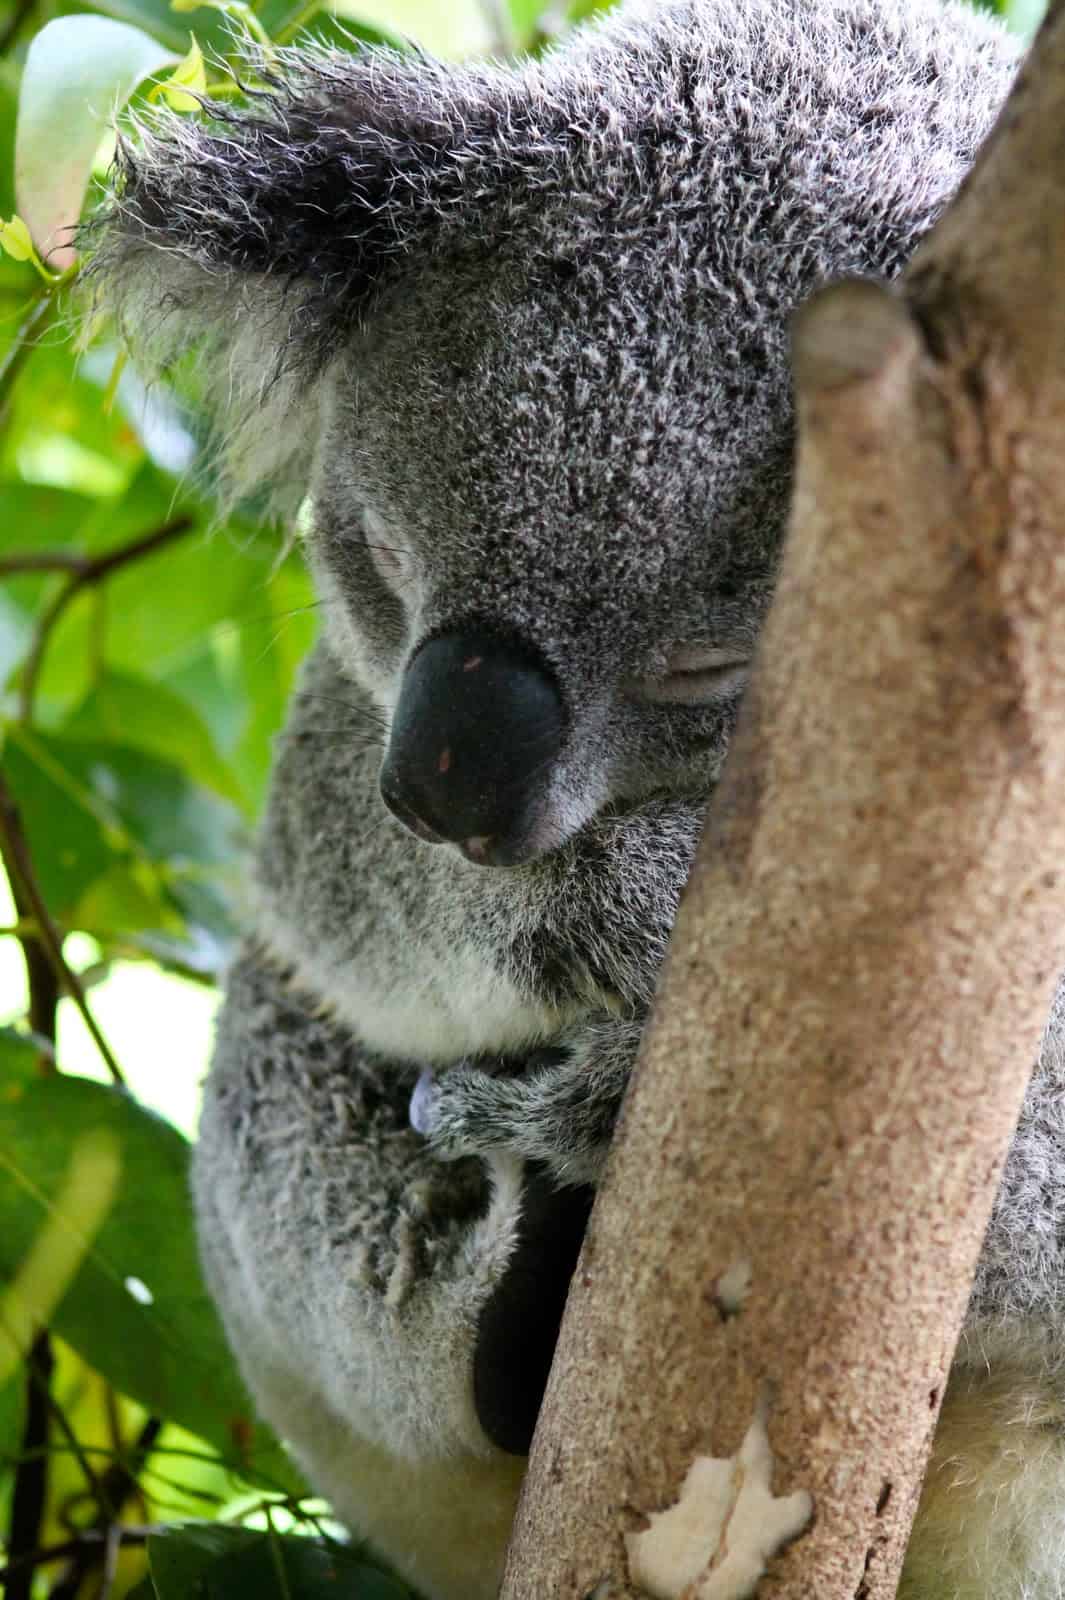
top-left (901, 1348), bottom-right (1065, 1600)
top-left (193, 946), bottom-right (590, 1600)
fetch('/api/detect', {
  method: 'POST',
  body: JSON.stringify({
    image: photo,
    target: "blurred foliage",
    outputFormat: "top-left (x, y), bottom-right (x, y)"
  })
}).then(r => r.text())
top-left (0, 0), bottom-right (1042, 1589)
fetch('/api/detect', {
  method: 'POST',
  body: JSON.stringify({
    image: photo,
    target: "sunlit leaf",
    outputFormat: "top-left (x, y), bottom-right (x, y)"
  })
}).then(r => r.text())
top-left (64, 670), bottom-right (247, 810)
top-left (0, 1028), bottom-right (41, 1089)
top-left (1, 725), bottom-right (128, 919)
top-left (0, 214), bottom-right (37, 264)
top-left (148, 1522), bottom-right (415, 1599)
top-left (152, 36), bottom-right (208, 111)
top-left (0, 1075), bottom-right (301, 1494)
top-left (15, 17), bottom-right (178, 269)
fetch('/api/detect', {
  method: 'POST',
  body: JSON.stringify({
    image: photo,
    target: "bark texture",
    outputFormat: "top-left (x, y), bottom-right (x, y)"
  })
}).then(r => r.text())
top-left (499, 4), bottom-right (1065, 1596)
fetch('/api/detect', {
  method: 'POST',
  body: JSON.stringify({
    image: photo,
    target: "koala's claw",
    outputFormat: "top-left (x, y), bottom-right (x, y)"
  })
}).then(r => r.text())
top-left (408, 1068), bottom-right (439, 1135)
top-left (407, 1017), bottom-right (647, 1186)
top-left (410, 1060), bottom-right (490, 1161)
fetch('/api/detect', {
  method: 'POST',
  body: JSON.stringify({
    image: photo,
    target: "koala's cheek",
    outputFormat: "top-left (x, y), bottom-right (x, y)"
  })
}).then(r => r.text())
top-left (473, 1169), bottom-right (594, 1455)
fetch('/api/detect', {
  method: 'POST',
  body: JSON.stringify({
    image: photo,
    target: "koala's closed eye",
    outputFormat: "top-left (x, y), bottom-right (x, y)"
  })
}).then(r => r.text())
top-left (363, 510), bottom-right (417, 596)
top-left (629, 645), bottom-right (752, 705)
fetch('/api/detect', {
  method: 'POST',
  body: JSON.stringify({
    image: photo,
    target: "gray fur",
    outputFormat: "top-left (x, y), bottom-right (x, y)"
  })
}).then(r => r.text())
top-left (91, 0), bottom-right (1065, 1594)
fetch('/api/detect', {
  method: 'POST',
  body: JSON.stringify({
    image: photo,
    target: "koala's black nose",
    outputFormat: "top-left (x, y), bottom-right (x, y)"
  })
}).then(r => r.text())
top-left (380, 632), bottom-right (564, 865)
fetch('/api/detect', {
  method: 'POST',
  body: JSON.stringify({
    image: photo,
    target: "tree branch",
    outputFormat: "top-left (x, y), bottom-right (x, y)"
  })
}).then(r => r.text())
top-left (0, 768), bottom-right (125, 1086)
top-left (14, 515), bottom-right (195, 722)
top-left (0, 1525), bottom-right (154, 1588)
top-left (502, 3), bottom-right (1065, 1596)
top-left (4, 1332), bottom-right (54, 1600)
top-left (0, 0), bottom-right (39, 54)
top-left (47, 1417), bottom-right (163, 1600)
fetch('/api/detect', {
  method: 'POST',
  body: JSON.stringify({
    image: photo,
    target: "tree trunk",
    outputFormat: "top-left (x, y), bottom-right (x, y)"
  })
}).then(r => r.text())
top-left (499, 4), bottom-right (1065, 1596)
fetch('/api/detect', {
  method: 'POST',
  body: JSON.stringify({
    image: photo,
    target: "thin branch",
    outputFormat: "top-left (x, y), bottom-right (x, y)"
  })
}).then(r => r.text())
top-left (0, 551), bottom-right (89, 578)
top-left (15, 514), bottom-right (195, 725)
top-left (47, 1416), bottom-right (163, 1600)
top-left (0, 1525), bottom-right (154, 1587)
top-left (0, 680), bottom-right (63, 1600)
top-left (0, 0), bottom-right (38, 53)
top-left (0, 767), bottom-right (126, 1087)
top-left (5, 1333), bottom-right (54, 1600)
top-left (0, 292), bottom-right (55, 418)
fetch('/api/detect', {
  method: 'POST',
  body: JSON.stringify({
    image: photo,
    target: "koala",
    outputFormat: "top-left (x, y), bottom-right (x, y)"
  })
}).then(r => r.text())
top-left (89, 0), bottom-right (1065, 1595)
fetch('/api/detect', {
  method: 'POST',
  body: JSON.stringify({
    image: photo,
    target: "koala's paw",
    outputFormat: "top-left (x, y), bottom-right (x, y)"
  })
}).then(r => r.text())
top-left (409, 1017), bottom-right (645, 1187)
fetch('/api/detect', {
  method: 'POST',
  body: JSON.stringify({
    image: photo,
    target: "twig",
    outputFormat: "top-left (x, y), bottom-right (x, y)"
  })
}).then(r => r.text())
top-left (4, 1333), bottom-right (54, 1600)
top-left (0, 1525), bottom-right (154, 1586)
top-left (0, 0), bottom-right (38, 53)
top-left (0, 710), bottom-right (63, 1600)
top-left (47, 1418), bottom-right (163, 1600)
top-left (0, 293), bottom-right (58, 421)
top-left (0, 767), bottom-right (125, 1087)
top-left (0, 551), bottom-right (88, 577)
top-left (13, 516), bottom-right (195, 723)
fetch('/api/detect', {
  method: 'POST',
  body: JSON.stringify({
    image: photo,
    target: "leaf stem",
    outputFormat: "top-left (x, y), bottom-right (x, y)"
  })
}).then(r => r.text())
top-left (14, 515), bottom-right (195, 723)
top-left (4, 1333), bottom-right (53, 1600)
top-left (0, 1524), bottom-right (155, 1587)
top-left (0, 767), bottom-right (126, 1087)
top-left (0, 265), bottom-right (78, 426)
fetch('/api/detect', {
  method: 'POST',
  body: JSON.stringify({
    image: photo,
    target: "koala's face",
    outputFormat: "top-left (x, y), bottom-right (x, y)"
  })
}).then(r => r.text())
top-left (307, 246), bottom-right (792, 868)
top-left (95, 0), bottom-right (1008, 869)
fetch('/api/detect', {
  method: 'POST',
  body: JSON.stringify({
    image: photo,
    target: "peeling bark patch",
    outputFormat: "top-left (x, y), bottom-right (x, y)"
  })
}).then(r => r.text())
top-left (711, 1259), bottom-right (753, 1321)
top-left (624, 1393), bottom-right (813, 1599)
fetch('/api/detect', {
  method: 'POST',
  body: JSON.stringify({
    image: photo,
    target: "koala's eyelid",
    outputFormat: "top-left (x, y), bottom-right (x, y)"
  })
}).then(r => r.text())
top-left (630, 646), bottom-right (751, 706)
top-left (665, 644), bottom-right (750, 674)
top-left (362, 511), bottom-right (416, 593)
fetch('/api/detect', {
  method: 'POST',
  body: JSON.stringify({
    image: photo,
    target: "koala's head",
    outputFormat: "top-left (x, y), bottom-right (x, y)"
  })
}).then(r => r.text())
top-left (92, 0), bottom-right (1013, 865)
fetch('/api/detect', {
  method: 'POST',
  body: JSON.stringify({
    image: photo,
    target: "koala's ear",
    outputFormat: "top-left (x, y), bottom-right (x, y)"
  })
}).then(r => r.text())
top-left (86, 49), bottom-right (483, 515)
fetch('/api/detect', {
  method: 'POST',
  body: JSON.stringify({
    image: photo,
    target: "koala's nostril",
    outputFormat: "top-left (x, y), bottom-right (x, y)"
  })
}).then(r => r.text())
top-left (379, 631), bottom-right (564, 859)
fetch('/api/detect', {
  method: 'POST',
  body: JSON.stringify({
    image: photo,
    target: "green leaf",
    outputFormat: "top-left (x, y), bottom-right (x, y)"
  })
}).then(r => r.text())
top-left (0, 1027), bottom-right (44, 1089)
top-left (0, 1031), bottom-right (33, 1489)
top-left (0, 214), bottom-right (38, 265)
top-left (1, 725), bottom-right (127, 920)
top-left (1, 723), bottom-right (239, 965)
top-left (0, 482), bottom-right (97, 554)
top-left (15, 17), bottom-right (178, 270)
top-left (152, 36), bottom-right (208, 111)
top-left (149, 1523), bottom-right (415, 1600)
top-left (566, 0), bottom-right (618, 23)
top-left (0, 1368), bottom-right (26, 1530)
top-left (0, 1075), bottom-right (302, 1494)
top-left (64, 670), bottom-right (247, 810)
top-left (269, 5), bottom-right (405, 49)
top-left (228, 559), bottom-right (316, 807)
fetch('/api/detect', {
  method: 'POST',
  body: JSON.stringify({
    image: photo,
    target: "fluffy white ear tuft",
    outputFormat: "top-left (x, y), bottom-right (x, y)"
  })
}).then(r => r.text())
top-left (82, 45), bottom-right (494, 516)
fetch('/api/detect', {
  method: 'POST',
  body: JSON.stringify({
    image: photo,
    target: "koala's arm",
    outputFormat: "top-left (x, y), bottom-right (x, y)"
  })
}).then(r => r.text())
top-left (414, 1014), bottom-right (647, 1187)
top-left (192, 945), bottom-right (592, 1600)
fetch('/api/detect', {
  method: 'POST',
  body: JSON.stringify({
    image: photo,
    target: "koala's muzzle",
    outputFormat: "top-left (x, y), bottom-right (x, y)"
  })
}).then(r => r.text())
top-left (380, 632), bottom-right (564, 866)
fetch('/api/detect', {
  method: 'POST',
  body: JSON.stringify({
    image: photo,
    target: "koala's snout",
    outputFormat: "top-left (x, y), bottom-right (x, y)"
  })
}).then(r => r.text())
top-left (379, 631), bottom-right (565, 866)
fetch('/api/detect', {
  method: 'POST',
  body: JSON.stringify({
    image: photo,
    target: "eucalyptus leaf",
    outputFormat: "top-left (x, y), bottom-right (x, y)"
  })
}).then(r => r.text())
top-left (0, 1075), bottom-right (302, 1494)
top-left (15, 16), bottom-right (178, 268)
top-left (148, 1522), bottom-right (415, 1600)
top-left (64, 670), bottom-right (247, 810)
